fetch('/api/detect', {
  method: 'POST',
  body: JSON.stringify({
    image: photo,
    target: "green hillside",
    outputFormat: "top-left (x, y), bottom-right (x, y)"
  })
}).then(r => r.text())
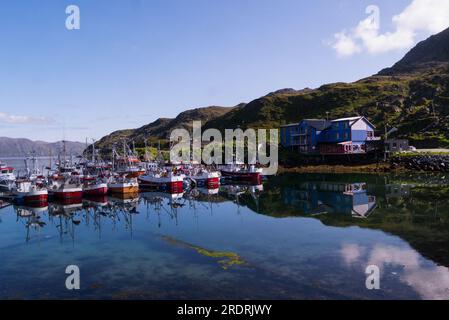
top-left (96, 27), bottom-right (449, 154)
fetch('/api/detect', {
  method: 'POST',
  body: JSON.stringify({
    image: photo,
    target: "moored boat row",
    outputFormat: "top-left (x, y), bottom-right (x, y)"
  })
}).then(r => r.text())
top-left (1, 140), bottom-right (266, 204)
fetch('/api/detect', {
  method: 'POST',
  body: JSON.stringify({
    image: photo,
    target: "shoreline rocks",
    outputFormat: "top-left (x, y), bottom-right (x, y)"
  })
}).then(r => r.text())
top-left (390, 155), bottom-right (449, 172)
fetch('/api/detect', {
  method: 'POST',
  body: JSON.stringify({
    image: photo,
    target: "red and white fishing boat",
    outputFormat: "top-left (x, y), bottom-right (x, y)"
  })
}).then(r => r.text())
top-left (115, 156), bottom-right (146, 177)
top-left (187, 168), bottom-right (220, 188)
top-left (82, 176), bottom-right (108, 196)
top-left (113, 141), bottom-right (145, 178)
top-left (220, 164), bottom-right (262, 184)
top-left (138, 171), bottom-right (184, 193)
top-left (108, 176), bottom-right (139, 194)
top-left (47, 175), bottom-right (83, 199)
top-left (13, 180), bottom-right (48, 203)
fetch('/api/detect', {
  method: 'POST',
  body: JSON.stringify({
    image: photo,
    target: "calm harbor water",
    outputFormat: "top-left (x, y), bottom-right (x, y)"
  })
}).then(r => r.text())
top-left (1, 171), bottom-right (449, 300)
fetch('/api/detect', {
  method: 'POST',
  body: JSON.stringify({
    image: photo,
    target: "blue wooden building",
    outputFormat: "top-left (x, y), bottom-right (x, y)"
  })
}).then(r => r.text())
top-left (280, 116), bottom-right (379, 155)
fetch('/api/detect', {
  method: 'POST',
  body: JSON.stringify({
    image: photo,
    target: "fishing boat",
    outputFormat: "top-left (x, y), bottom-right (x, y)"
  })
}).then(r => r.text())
top-left (138, 170), bottom-right (184, 193)
top-left (112, 141), bottom-right (145, 178)
top-left (82, 176), bottom-right (108, 196)
top-left (220, 164), bottom-right (262, 184)
top-left (108, 175), bottom-right (139, 194)
top-left (13, 179), bottom-right (48, 203)
top-left (47, 174), bottom-right (83, 199)
top-left (0, 161), bottom-right (16, 191)
top-left (187, 168), bottom-right (220, 188)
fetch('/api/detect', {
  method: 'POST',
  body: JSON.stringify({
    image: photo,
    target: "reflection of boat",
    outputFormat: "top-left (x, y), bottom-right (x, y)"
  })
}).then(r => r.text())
top-left (140, 191), bottom-right (184, 203)
top-left (49, 199), bottom-right (83, 216)
top-left (197, 187), bottom-right (219, 195)
top-left (108, 194), bottom-right (139, 213)
top-left (220, 183), bottom-right (263, 197)
top-left (14, 204), bottom-right (48, 242)
top-left (0, 200), bottom-right (11, 209)
top-left (15, 204), bottom-right (48, 217)
top-left (83, 195), bottom-right (109, 207)
top-left (109, 192), bottom-right (139, 201)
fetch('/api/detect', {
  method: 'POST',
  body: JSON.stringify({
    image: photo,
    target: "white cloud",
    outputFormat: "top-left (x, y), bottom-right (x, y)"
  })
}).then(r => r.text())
top-left (331, 0), bottom-right (449, 57)
top-left (0, 112), bottom-right (53, 125)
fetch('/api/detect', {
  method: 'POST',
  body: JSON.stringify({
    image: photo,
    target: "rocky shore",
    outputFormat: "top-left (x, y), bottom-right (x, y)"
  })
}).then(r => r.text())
top-left (390, 155), bottom-right (449, 172)
top-left (279, 154), bottom-right (449, 174)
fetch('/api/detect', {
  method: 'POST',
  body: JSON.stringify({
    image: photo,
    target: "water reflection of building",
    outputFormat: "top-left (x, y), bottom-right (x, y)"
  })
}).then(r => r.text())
top-left (385, 184), bottom-right (412, 200)
top-left (283, 182), bottom-right (376, 218)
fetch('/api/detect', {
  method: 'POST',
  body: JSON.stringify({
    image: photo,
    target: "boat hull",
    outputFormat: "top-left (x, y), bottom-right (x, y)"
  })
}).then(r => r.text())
top-left (108, 184), bottom-right (139, 194)
top-left (83, 184), bottom-right (108, 196)
top-left (220, 171), bottom-right (262, 184)
top-left (51, 189), bottom-right (83, 199)
top-left (194, 176), bottom-right (220, 188)
top-left (139, 177), bottom-right (184, 193)
top-left (24, 193), bottom-right (48, 203)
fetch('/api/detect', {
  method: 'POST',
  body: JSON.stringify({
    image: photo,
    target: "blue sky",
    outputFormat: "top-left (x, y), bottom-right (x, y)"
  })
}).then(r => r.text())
top-left (0, 0), bottom-right (443, 142)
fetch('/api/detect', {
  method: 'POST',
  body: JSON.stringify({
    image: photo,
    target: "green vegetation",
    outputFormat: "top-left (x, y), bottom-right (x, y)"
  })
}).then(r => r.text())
top-left (161, 235), bottom-right (247, 270)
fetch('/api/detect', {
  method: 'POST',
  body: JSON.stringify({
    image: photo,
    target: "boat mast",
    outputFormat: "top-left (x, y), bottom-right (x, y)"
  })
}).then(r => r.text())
top-left (92, 139), bottom-right (95, 163)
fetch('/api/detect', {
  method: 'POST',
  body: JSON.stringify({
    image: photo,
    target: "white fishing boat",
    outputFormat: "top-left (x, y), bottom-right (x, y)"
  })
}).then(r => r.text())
top-left (0, 161), bottom-right (16, 191)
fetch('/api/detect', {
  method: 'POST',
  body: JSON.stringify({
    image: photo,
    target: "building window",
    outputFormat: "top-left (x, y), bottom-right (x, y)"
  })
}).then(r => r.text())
top-left (367, 131), bottom-right (374, 138)
top-left (344, 132), bottom-right (349, 140)
top-left (335, 133), bottom-right (340, 140)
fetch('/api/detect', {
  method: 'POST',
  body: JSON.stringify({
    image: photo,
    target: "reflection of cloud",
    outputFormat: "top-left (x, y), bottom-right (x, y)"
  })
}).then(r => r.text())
top-left (340, 244), bottom-right (365, 266)
top-left (404, 266), bottom-right (449, 300)
top-left (368, 245), bottom-right (420, 270)
top-left (0, 112), bottom-right (53, 125)
top-left (341, 244), bottom-right (449, 300)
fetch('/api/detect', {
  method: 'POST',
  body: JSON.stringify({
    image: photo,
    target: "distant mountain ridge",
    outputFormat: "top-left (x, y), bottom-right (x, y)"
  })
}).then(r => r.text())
top-left (96, 27), bottom-right (449, 151)
top-left (0, 137), bottom-right (85, 157)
